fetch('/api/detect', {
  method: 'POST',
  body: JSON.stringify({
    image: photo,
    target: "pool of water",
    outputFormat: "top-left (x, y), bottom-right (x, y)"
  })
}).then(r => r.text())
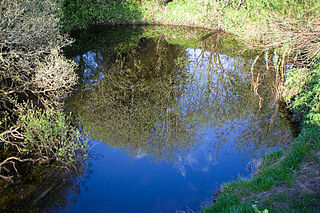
top-left (0, 26), bottom-right (294, 212)
top-left (60, 26), bottom-right (295, 212)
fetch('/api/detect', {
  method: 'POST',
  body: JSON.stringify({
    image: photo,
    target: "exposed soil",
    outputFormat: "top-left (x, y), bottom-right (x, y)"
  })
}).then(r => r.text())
top-left (247, 152), bottom-right (320, 211)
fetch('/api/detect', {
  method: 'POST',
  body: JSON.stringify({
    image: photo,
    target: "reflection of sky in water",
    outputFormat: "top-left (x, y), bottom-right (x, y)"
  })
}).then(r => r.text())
top-left (172, 49), bottom-right (251, 176)
top-left (64, 41), bottom-right (292, 212)
top-left (74, 51), bottom-right (104, 87)
top-left (178, 48), bottom-right (249, 120)
top-left (63, 134), bottom-right (251, 213)
top-left (185, 48), bottom-right (249, 84)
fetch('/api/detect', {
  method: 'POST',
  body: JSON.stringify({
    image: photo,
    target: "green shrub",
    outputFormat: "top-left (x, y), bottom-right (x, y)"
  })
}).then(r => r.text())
top-left (19, 103), bottom-right (89, 164)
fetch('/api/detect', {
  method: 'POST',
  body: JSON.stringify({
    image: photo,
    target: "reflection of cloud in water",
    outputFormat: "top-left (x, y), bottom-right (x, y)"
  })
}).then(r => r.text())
top-left (131, 136), bottom-right (218, 177)
top-left (174, 139), bottom-right (218, 177)
top-left (135, 149), bottom-right (146, 159)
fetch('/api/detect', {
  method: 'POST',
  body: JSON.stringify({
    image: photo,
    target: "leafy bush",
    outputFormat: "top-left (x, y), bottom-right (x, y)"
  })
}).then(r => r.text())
top-left (19, 103), bottom-right (88, 165)
top-left (60, 0), bottom-right (143, 30)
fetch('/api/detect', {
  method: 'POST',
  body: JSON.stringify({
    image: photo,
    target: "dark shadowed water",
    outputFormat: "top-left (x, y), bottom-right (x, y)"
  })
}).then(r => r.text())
top-left (0, 26), bottom-right (295, 212)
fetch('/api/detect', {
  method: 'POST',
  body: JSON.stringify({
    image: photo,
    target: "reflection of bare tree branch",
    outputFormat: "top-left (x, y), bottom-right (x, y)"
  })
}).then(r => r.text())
top-left (67, 30), bottom-right (294, 163)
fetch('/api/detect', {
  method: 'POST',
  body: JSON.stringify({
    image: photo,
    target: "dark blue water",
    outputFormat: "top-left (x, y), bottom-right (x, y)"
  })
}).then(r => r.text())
top-left (61, 26), bottom-right (294, 212)
top-left (65, 133), bottom-right (249, 213)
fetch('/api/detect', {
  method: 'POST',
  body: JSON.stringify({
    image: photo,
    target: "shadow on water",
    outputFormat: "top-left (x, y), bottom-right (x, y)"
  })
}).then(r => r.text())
top-left (0, 160), bottom-right (90, 212)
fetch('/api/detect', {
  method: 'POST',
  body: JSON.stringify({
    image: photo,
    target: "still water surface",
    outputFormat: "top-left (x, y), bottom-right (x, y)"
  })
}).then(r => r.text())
top-left (62, 26), bottom-right (295, 212)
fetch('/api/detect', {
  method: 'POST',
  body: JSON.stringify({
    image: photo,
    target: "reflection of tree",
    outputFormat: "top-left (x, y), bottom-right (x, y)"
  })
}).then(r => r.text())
top-left (67, 28), bottom-right (294, 162)
top-left (67, 37), bottom-right (201, 162)
top-left (0, 160), bottom-right (88, 212)
top-left (188, 39), bottom-right (294, 157)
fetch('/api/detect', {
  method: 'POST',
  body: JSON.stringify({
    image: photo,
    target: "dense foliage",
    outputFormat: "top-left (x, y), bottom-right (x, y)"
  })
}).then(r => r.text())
top-left (60, 0), bottom-right (144, 30)
top-left (0, 0), bottom-right (88, 182)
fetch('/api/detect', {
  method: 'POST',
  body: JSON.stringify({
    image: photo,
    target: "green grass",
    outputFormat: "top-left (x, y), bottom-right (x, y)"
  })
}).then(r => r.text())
top-left (202, 128), bottom-right (320, 212)
top-left (60, 0), bottom-right (320, 56)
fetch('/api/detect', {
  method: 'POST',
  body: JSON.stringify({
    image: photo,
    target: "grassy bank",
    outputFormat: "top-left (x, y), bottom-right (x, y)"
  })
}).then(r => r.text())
top-left (61, 0), bottom-right (319, 46)
top-left (141, 0), bottom-right (319, 46)
top-left (60, 0), bottom-right (320, 211)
